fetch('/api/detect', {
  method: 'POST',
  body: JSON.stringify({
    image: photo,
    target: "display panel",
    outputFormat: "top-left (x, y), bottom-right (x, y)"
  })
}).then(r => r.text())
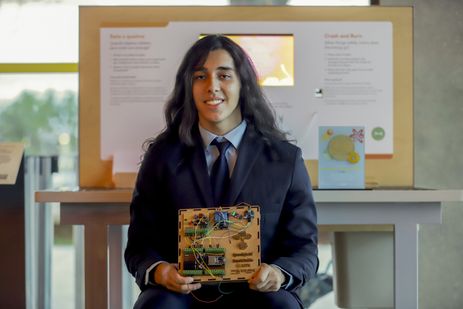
top-left (225, 34), bottom-right (294, 86)
top-left (80, 6), bottom-right (413, 188)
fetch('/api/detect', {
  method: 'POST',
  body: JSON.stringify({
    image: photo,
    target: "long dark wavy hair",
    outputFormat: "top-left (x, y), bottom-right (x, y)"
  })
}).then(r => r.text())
top-left (145, 34), bottom-right (287, 150)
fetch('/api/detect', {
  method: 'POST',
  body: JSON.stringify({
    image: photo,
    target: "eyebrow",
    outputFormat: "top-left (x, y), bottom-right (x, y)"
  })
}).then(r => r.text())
top-left (194, 66), bottom-right (235, 72)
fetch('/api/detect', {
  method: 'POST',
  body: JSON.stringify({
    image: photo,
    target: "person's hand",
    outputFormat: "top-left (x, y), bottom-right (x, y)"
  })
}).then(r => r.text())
top-left (154, 263), bottom-right (201, 294)
top-left (248, 263), bottom-right (285, 292)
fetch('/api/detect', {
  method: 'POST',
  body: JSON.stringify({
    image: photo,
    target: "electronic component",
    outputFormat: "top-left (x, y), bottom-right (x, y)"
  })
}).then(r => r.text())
top-left (178, 205), bottom-right (260, 282)
top-left (214, 211), bottom-right (229, 229)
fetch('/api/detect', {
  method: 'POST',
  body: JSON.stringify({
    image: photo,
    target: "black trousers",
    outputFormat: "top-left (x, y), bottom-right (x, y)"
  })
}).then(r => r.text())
top-left (134, 283), bottom-right (303, 309)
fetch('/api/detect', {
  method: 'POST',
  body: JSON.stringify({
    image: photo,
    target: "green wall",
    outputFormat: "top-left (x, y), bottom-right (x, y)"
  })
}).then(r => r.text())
top-left (414, 0), bottom-right (463, 307)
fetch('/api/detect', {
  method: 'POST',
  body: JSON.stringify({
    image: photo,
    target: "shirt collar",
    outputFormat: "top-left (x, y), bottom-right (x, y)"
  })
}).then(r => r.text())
top-left (198, 120), bottom-right (247, 149)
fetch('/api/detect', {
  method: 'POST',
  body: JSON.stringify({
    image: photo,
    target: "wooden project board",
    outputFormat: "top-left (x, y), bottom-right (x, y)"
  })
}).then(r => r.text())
top-left (79, 6), bottom-right (413, 188)
top-left (178, 205), bottom-right (261, 282)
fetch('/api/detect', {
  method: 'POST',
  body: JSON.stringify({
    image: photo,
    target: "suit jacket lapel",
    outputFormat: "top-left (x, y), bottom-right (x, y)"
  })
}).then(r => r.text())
top-left (226, 129), bottom-right (264, 204)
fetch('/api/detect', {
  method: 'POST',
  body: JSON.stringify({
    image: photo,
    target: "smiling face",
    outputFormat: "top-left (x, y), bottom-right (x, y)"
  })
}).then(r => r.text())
top-left (192, 49), bottom-right (242, 136)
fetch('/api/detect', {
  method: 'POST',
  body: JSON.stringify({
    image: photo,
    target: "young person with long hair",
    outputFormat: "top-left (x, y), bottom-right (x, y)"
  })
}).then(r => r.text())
top-left (125, 34), bottom-right (318, 309)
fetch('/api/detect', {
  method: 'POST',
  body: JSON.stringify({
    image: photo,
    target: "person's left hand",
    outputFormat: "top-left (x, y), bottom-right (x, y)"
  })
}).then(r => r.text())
top-left (248, 263), bottom-right (285, 292)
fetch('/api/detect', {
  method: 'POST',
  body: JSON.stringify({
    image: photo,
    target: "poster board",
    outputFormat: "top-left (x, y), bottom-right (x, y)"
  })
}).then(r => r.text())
top-left (79, 6), bottom-right (413, 188)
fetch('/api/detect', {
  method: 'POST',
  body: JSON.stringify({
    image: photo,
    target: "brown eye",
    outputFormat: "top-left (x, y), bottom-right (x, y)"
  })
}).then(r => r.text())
top-left (193, 74), bottom-right (206, 80)
top-left (219, 74), bottom-right (231, 80)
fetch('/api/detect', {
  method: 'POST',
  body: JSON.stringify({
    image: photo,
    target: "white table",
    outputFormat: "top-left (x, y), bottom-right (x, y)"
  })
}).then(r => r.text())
top-left (36, 189), bottom-right (463, 309)
top-left (316, 189), bottom-right (463, 308)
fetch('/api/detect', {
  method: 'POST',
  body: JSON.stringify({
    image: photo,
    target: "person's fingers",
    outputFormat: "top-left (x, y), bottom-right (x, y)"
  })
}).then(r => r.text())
top-left (249, 263), bottom-right (283, 292)
top-left (178, 282), bottom-right (201, 294)
top-left (157, 263), bottom-right (201, 294)
top-left (178, 283), bottom-right (191, 294)
top-left (174, 274), bottom-right (193, 285)
top-left (165, 271), bottom-right (201, 294)
top-left (249, 263), bottom-right (269, 285)
top-left (249, 266), bottom-right (262, 289)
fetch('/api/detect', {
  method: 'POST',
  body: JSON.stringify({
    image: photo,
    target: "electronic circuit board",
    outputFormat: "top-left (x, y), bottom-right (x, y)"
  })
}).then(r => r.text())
top-left (178, 205), bottom-right (261, 283)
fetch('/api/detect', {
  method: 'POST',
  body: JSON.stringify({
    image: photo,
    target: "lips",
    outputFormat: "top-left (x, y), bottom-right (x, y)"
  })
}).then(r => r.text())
top-left (204, 98), bottom-right (224, 106)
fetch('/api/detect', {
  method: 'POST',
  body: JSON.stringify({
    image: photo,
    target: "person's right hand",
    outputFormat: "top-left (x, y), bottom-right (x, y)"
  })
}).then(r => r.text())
top-left (154, 262), bottom-right (201, 294)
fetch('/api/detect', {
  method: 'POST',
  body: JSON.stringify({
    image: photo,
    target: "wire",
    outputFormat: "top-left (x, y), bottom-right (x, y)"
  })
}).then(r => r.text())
top-left (190, 291), bottom-right (223, 304)
top-left (217, 282), bottom-right (235, 295)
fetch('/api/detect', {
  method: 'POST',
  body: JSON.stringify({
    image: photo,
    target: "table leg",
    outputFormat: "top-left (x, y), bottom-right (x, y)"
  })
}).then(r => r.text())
top-left (74, 225), bottom-right (85, 309)
top-left (84, 223), bottom-right (108, 309)
top-left (61, 203), bottom-right (130, 309)
top-left (109, 225), bottom-right (123, 309)
top-left (394, 223), bottom-right (418, 309)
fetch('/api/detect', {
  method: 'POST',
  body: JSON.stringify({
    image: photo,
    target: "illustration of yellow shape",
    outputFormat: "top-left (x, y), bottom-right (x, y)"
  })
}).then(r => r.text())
top-left (327, 135), bottom-right (354, 161)
top-left (322, 129), bottom-right (333, 141)
top-left (347, 151), bottom-right (360, 164)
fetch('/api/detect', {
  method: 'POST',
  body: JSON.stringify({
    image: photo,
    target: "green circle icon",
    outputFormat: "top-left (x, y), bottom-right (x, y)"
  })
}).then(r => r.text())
top-left (371, 127), bottom-right (385, 141)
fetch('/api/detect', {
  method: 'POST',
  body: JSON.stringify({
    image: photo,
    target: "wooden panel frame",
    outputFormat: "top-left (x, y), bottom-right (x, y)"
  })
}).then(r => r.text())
top-left (79, 6), bottom-right (413, 188)
top-left (178, 205), bottom-right (261, 282)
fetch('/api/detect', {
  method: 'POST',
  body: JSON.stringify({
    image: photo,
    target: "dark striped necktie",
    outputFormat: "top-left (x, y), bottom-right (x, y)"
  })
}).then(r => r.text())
top-left (210, 138), bottom-right (232, 206)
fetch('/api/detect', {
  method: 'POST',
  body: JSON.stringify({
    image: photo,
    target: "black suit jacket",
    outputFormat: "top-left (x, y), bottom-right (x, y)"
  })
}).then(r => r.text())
top-left (125, 126), bottom-right (318, 293)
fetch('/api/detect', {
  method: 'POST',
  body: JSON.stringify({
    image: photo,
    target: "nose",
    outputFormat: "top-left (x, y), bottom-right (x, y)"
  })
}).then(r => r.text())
top-left (207, 76), bottom-right (220, 93)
